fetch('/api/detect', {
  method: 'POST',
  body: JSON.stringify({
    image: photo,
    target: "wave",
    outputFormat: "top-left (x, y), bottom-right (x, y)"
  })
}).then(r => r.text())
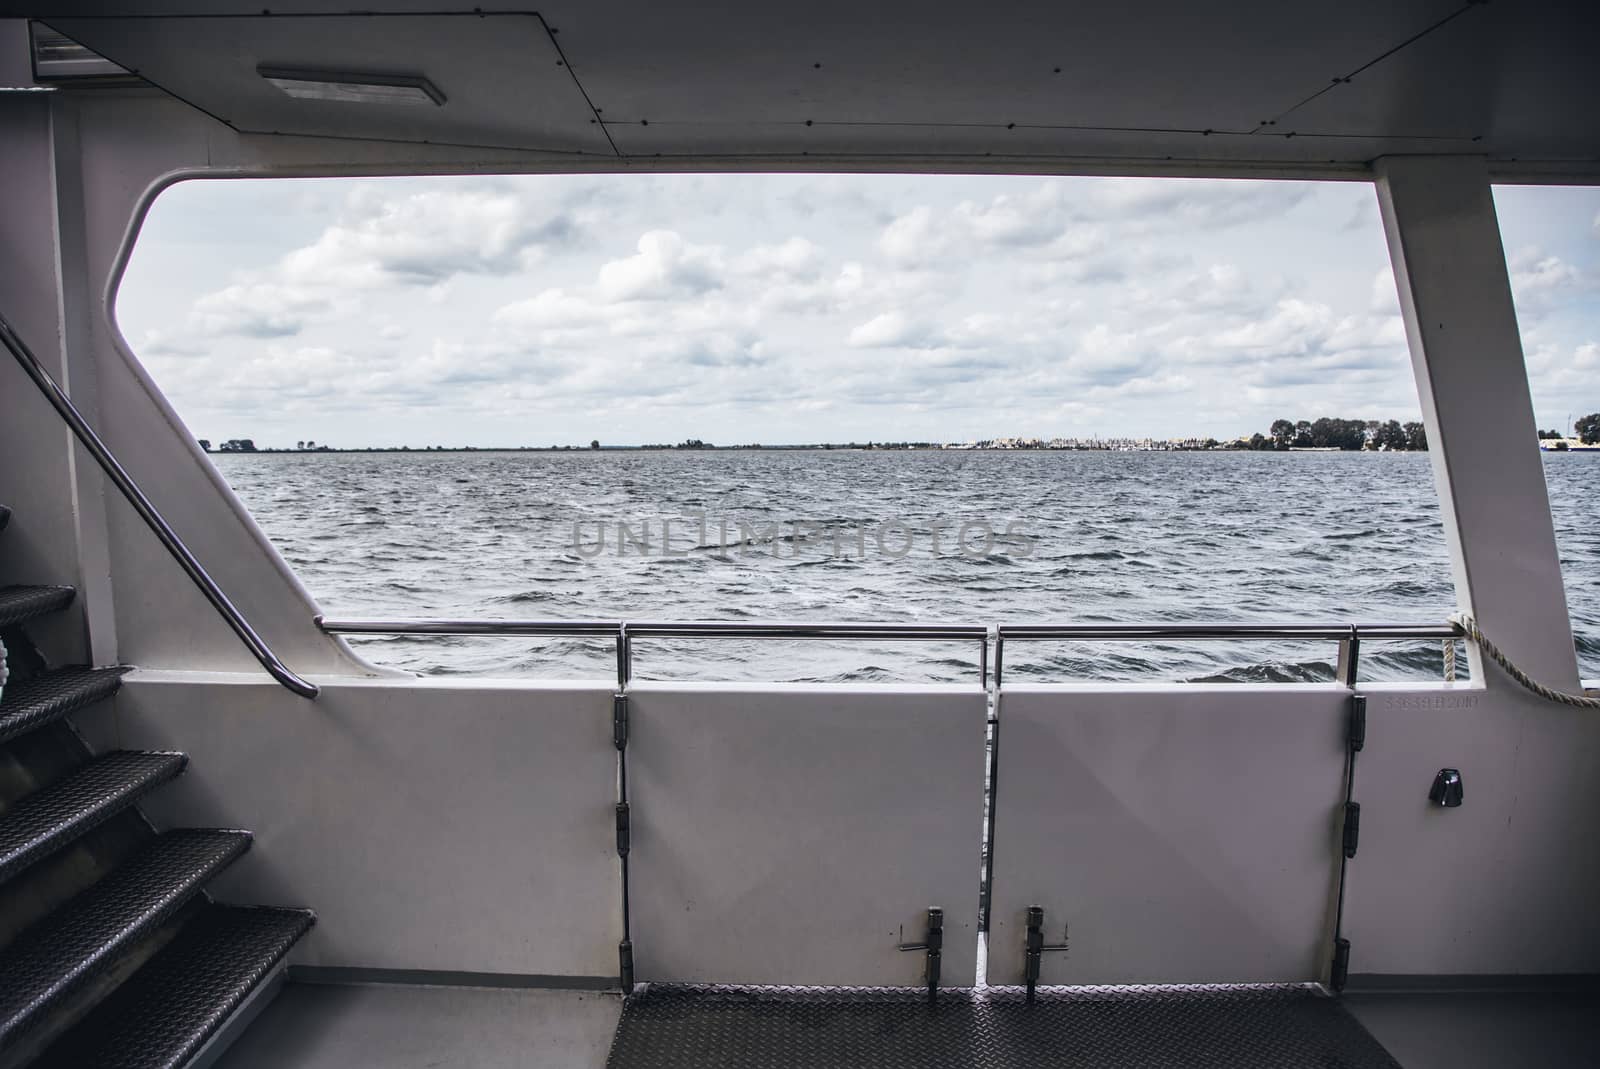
top-left (1190, 660), bottom-right (1336, 684)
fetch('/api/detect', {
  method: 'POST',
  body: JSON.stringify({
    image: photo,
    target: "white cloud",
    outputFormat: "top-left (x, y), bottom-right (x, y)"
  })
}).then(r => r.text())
top-left (736, 237), bottom-right (825, 279)
top-left (878, 206), bottom-right (941, 266)
top-left (182, 184), bottom-right (580, 338)
top-left (189, 281), bottom-right (332, 338)
top-left (595, 230), bottom-right (723, 302)
top-left (282, 186), bottom-right (576, 287)
top-left (1509, 246), bottom-right (1580, 293)
top-left (877, 179), bottom-right (1309, 271)
top-left (493, 287), bottom-right (599, 331)
top-left (848, 310), bottom-right (929, 348)
top-left (1370, 266), bottom-right (1399, 313)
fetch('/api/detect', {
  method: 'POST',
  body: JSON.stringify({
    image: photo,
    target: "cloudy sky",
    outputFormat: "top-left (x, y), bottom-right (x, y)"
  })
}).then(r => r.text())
top-left (115, 174), bottom-right (1600, 448)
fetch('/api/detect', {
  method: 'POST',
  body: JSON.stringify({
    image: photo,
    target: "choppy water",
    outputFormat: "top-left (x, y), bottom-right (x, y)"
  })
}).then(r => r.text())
top-left (214, 450), bottom-right (1599, 684)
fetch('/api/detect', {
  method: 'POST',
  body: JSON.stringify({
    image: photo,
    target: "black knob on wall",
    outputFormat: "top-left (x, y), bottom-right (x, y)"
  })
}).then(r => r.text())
top-left (1429, 768), bottom-right (1464, 807)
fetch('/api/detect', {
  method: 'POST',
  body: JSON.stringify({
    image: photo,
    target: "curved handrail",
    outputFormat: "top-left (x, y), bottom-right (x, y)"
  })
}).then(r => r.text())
top-left (1, 311), bottom-right (318, 699)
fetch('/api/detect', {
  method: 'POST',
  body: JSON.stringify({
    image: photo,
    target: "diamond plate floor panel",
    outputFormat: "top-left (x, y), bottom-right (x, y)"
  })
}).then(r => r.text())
top-left (0, 750), bottom-right (188, 881)
top-left (40, 904), bottom-right (315, 1069)
top-left (0, 829), bottom-right (252, 1046)
top-left (606, 984), bottom-right (1402, 1069)
top-left (0, 666), bottom-right (127, 744)
top-left (0, 585), bottom-right (75, 629)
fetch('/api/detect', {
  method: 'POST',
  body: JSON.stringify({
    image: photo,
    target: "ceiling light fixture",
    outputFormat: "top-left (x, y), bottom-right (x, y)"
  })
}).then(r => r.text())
top-left (257, 66), bottom-right (445, 107)
top-left (30, 23), bottom-right (137, 83)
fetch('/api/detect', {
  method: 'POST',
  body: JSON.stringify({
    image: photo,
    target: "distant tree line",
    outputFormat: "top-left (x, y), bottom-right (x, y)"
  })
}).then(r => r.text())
top-left (1242, 417), bottom-right (1428, 452)
top-left (1538, 414), bottom-right (1600, 444)
top-left (639, 439), bottom-right (716, 450)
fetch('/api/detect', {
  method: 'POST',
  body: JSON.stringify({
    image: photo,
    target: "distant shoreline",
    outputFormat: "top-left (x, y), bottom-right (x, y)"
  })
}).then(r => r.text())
top-left (200, 444), bottom-right (1468, 455)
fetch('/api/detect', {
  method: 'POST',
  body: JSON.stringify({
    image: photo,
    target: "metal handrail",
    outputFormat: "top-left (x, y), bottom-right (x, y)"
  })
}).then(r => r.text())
top-left (318, 617), bottom-right (993, 688)
top-left (623, 620), bottom-right (991, 687)
top-left (995, 620), bottom-right (1463, 688)
top-left (997, 622), bottom-right (1459, 640)
top-left (1, 311), bottom-right (318, 699)
top-left (316, 617), bottom-right (622, 637)
top-left (319, 616), bottom-right (1462, 689)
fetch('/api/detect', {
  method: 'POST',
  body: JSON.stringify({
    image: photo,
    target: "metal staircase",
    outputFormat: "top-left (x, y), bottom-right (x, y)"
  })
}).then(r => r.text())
top-left (0, 506), bottom-right (314, 1068)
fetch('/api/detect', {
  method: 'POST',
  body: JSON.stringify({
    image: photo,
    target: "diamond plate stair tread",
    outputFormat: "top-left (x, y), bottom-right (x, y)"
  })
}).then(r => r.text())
top-left (606, 984), bottom-right (1403, 1069)
top-left (40, 904), bottom-right (315, 1069)
top-left (0, 751), bottom-right (188, 882)
top-left (0, 828), bottom-right (252, 1047)
top-left (0, 666), bottom-right (127, 744)
top-left (0, 586), bottom-right (75, 629)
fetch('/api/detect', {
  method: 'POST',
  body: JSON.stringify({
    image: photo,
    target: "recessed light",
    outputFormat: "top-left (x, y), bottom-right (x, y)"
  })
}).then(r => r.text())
top-left (257, 65), bottom-right (445, 107)
top-left (30, 23), bottom-right (137, 83)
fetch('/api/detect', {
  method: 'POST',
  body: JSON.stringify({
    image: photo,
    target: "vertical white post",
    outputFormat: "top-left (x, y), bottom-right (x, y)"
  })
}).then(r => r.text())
top-left (1375, 155), bottom-right (1579, 691)
top-left (51, 97), bottom-right (121, 668)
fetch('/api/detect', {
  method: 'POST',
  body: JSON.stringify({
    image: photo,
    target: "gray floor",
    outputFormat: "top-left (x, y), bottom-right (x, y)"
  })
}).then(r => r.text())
top-left (1345, 991), bottom-right (1600, 1069)
top-left (214, 982), bottom-right (620, 1069)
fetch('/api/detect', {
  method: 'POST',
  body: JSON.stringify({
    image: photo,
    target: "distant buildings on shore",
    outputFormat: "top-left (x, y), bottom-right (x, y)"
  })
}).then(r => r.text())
top-left (946, 436), bottom-right (1220, 451)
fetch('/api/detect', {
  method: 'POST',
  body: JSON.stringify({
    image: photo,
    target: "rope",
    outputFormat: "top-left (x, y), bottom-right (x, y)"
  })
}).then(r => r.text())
top-left (1442, 636), bottom-right (1456, 683)
top-left (1449, 612), bottom-right (1600, 708)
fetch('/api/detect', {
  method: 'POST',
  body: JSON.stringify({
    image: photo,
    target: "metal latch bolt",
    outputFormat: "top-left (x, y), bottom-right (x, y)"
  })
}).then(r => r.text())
top-left (897, 907), bottom-right (944, 1003)
top-left (1023, 905), bottom-right (1069, 1002)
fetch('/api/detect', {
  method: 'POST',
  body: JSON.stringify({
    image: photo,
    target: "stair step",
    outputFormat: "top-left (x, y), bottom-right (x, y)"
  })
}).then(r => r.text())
top-left (0, 752), bottom-right (188, 883)
top-left (41, 904), bottom-right (315, 1069)
top-left (0, 666), bottom-right (127, 745)
top-left (0, 585), bottom-right (75, 630)
top-left (0, 828), bottom-right (252, 1049)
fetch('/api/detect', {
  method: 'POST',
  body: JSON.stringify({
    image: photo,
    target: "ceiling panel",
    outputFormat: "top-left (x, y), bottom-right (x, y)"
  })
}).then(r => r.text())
top-left (604, 118), bottom-right (1471, 167)
top-left (544, 0), bottom-right (1465, 133)
top-left (48, 13), bottom-right (615, 155)
top-left (28, 1), bottom-right (1600, 169)
top-left (1278, 2), bottom-right (1600, 160)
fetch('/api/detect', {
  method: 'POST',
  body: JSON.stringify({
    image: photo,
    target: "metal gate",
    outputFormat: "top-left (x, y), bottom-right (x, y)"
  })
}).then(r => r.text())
top-left (624, 683), bottom-right (987, 987)
top-left (986, 685), bottom-right (1350, 987)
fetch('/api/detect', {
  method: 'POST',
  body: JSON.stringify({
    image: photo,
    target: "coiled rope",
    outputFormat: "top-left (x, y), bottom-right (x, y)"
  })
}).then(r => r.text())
top-left (1449, 611), bottom-right (1600, 708)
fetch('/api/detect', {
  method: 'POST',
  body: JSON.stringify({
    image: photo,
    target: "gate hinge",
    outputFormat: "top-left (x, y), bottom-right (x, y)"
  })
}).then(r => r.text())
top-left (1331, 937), bottom-right (1351, 991)
top-left (1342, 801), bottom-right (1361, 859)
top-left (1023, 905), bottom-right (1070, 1002)
top-left (613, 692), bottom-right (629, 750)
top-left (896, 907), bottom-right (944, 1002)
top-left (615, 802), bottom-right (631, 858)
top-left (1348, 694), bottom-right (1366, 752)
top-left (618, 939), bottom-right (635, 994)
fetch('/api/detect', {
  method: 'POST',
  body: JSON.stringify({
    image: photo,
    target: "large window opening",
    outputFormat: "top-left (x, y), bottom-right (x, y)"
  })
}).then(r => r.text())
top-left (1494, 183), bottom-right (1600, 682)
top-left (117, 173), bottom-right (1464, 682)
